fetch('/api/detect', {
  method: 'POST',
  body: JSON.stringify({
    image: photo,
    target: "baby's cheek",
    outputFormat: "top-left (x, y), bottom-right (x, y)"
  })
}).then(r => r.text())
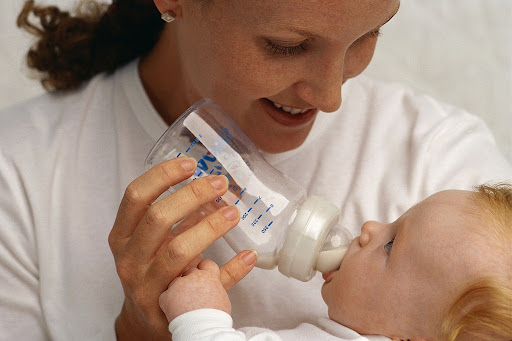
top-left (321, 282), bottom-right (345, 323)
top-left (321, 282), bottom-right (336, 310)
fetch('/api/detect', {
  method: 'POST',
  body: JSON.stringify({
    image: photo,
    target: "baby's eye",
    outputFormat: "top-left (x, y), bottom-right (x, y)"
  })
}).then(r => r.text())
top-left (384, 237), bottom-right (395, 254)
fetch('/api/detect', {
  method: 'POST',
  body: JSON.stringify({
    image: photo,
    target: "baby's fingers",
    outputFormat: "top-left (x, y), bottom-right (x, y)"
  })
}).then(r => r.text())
top-left (221, 250), bottom-right (258, 290)
top-left (197, 259), bottom-right (221, 274)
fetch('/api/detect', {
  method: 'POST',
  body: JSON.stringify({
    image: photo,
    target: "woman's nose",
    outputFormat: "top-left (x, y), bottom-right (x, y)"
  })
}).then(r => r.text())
top-left (359, 220), bottom-right (383, 247)
top-left (295, 53), bottom-right (344, 113)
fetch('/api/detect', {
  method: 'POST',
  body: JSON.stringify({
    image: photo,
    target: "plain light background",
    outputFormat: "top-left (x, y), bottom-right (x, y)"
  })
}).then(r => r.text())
top-left (364, 0), bottom-right (512, 162)
top-left (1, 0), bottom-right (511, 161)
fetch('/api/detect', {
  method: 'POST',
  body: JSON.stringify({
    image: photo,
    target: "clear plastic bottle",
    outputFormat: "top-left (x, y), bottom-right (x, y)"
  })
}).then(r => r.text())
top-left (145, 98), bottom-right (352, 281)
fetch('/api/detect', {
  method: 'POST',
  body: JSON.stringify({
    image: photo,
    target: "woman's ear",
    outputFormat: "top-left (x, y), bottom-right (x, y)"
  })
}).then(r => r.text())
top-left (153, 0), bottom-right (182, 18)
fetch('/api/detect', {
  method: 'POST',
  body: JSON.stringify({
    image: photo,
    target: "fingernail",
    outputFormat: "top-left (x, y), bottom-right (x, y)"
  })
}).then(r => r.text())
top-left (180, 157), bottom-right (196, 172)
top-left (222, 206), bottom-right (239, 221)
top-left (241, 250), bottom-right (257, 266)
top-left (208, 175), bottom-right (226, 190)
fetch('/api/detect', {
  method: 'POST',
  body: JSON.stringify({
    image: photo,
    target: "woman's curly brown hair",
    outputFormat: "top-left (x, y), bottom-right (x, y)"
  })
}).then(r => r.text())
top-left (17, 0), bottom-right (164, 91)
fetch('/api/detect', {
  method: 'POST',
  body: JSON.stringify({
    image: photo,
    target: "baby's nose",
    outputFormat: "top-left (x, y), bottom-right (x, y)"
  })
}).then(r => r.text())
top-left (359, 221), bottom-right (381, 247)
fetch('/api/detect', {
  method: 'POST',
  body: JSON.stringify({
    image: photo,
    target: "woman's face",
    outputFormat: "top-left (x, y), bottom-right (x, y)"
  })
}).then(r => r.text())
top-left (155, 0), bottom-right (400, 152)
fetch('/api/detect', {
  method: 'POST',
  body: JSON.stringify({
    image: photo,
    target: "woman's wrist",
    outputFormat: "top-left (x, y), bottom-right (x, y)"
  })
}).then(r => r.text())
top-left (112, 279), bottom-right (176, 340)
top-left (114, 307), bottom-right (148, 341)
top-left (114, 312), bottom-right (134, 341)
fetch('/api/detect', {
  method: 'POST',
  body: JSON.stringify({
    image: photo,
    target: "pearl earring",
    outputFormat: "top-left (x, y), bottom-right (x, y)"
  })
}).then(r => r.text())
top-left (161, 11), bottom-right (175, 23)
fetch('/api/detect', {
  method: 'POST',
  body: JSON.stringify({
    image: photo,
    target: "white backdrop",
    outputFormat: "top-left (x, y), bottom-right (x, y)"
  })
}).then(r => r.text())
top-left (1, 0), bottom-right (511, 161)
top-left (364, 0), bottom-right (512, 162)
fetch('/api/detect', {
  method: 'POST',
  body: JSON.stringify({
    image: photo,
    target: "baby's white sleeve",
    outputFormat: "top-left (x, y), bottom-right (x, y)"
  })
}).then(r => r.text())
top-left (169, 309), bottom-right (282, 341)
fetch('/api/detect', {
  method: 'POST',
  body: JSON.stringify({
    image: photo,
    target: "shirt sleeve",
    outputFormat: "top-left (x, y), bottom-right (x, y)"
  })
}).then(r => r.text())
top-left (420, 107), bottom-right (512, 195)
top-left (0, 150), bottom-right (47, 340)
top-left (169, 309), bottom-right (283, 341)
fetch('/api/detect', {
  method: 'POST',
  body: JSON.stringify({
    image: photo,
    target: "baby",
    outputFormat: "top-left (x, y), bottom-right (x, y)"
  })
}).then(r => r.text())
top-left (159, 184), bottom-right (512, 341)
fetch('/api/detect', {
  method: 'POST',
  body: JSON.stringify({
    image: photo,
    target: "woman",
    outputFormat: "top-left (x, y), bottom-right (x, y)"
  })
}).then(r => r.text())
top-left (1, 0), bottom-right (510, 339)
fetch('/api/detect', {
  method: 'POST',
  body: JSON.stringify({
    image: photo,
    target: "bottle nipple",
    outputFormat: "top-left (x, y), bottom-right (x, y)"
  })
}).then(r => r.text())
top-left (278, 196), bottom-right (353, 281)
top-left (315, 224), bottom-right (353, 273)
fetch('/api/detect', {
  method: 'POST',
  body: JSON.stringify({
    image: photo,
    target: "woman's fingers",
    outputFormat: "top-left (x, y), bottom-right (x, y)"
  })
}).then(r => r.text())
top-left (108, 157), bottom-right (242, 340)
top-left (169, 211), bottom-right (206, 238)
top-left (109, 157), bottom-right (196, 251)
top-left (147, 205), bottom-right (240, 284)
top-left (125, 174), bottom-right (229, 262)
top-left (220, 250), bottom-right (258, 290)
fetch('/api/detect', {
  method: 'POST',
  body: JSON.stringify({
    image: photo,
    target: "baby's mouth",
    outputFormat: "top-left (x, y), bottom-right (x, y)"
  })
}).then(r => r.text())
top-left (322, 270), bottom-right (337, 283)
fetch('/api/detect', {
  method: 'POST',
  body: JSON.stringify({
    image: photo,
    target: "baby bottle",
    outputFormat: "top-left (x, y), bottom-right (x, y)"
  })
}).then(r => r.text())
top-left (145, 98), bottom-right (353, 281)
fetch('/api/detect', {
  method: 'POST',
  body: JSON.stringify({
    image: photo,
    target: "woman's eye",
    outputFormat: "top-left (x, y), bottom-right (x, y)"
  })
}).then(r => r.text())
top-left (365, 28), bottom-right (382, 39)
top-left (384, 236), bottom-right (395, 254)
top-left (265, 40), bottom-right (308, 56)
top-left (353, 28), bottom-right (382, 45)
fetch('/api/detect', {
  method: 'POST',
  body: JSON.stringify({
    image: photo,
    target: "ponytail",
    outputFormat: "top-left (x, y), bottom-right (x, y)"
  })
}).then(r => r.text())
top-left (17, 0), bottom-right (164, 91)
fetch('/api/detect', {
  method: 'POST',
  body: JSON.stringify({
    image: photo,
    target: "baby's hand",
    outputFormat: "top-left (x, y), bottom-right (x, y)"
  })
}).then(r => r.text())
top-left (159, 259), bottom-right (231, 322)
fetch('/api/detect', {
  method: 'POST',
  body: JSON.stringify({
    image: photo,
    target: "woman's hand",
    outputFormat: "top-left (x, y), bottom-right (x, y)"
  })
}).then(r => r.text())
top-left (108, 157), bottom-right (253, 340)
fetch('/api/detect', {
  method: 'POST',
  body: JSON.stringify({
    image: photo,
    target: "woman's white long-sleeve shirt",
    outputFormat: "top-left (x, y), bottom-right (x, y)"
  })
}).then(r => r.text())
top-left (0, 60), bottom-right (510, 340)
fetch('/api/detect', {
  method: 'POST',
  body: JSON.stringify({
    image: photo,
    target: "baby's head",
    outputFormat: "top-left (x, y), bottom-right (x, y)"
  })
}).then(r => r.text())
top-left (321, 183), bottom-right (512, 341)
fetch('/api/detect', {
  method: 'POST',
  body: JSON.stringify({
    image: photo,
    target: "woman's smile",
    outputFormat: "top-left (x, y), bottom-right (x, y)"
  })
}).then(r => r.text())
top-left (260, 98), bottom-right (318, 128)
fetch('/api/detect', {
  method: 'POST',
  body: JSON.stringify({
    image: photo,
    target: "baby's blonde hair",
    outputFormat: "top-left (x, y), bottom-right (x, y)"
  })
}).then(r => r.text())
top-left (441, 183), bottom-right (512, 341)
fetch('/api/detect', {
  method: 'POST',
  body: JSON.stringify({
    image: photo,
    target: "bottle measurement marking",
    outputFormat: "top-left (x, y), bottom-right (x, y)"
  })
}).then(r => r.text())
top-left (173, 156), bottom-right (273, 234)
top-left (172, 132), bottom-right (277, 235)
top-left (241, 198), bottom-right (275, 234)
top-left (176, 134), bottom-right (204, 159)
top-left (261, 221), bottom-right (273, 233)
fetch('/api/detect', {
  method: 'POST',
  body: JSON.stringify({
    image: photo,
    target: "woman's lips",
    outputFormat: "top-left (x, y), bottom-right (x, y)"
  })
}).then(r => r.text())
top-left (261, 98), bottom-right (318, 127)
